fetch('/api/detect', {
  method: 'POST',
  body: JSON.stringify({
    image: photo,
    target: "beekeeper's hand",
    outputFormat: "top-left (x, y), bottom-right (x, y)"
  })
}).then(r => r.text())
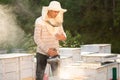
top-left (47, 48), bottom-right (58, 57)
top-left (55, 33), bottom-right (66, 41)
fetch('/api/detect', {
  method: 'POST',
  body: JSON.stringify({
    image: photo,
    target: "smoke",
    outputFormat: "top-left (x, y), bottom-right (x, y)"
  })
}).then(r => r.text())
top-left (0, 5), bottom-right (24, 48)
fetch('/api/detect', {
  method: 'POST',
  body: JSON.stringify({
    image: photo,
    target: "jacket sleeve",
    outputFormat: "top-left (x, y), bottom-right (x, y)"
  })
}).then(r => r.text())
top-left (34, 19), bottom-right (49, 53)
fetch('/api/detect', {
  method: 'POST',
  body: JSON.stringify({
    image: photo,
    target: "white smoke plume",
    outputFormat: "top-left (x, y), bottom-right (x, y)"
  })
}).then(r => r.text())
top-left (0, 5), bottom-right (24, 48)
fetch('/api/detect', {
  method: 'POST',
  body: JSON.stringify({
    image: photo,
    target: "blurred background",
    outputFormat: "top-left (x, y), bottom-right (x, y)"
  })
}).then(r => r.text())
top-left (0, 0), bottom-right (120, 53)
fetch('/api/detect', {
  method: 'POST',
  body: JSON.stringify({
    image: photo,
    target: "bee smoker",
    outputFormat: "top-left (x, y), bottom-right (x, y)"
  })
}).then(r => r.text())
top-left (47, 48), bottom-right (60, 64)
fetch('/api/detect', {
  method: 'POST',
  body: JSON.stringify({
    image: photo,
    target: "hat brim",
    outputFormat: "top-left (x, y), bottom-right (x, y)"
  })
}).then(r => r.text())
top-left (45, 6), bottom-right (67, 12)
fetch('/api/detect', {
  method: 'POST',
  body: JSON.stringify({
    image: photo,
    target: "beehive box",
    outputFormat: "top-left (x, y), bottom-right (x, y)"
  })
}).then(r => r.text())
top-left (60, 48), bottom-right (81, 62)
top-left (60, 55), bottom-right (73, 67)
top-left (81, 53), bottom-right (117, 63)
top-left (0, 54), bottom-right (19, 80)
top-left (0, 53), bottom-right (35, 80)
top-left (107, 63), bottom-right (119, 80)
top-left (118, 63), bottom-right (120, 80)
top-left (116, 55), bottom-right (120, 80)
top-left (81, 44), bottom-right (111, 54)
top-left (60, 64), bottom-right (107, 80)
top-left (60, 62), bottom-right (118, 80)
top-left (19, 54), bottom-right (35, 80)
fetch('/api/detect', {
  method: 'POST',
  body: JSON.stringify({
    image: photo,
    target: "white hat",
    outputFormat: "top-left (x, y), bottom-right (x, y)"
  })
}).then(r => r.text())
top-left (47, 1), bottom-right (67, 12)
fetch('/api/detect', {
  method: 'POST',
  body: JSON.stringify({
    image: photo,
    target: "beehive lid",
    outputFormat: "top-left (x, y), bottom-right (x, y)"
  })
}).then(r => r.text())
top-left (82, 53), bottom-right (117, 58)
top-left (81, 53), bottom-right (118, 63)
top-left (81, 44), bottom-right (111, 47)
top-left (0, 53), bottom-right (33, 59)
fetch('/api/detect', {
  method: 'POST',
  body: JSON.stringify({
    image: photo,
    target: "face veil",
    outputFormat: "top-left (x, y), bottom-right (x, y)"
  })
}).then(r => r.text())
top-left (42, 7), bottom-right (64, 27)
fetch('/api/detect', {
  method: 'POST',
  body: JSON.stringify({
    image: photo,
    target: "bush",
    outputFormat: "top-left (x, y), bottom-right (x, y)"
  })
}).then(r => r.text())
top-left (60, 30), bottom-right (82, 48)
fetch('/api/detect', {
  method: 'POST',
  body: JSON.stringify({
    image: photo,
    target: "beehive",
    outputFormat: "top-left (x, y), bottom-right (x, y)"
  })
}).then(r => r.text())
top-left (0, 54), bottom-right (19, 80)
top-left (61, 62), bottom-right (118, 80)
top-left (60, 48), bottom-right (81, 62)
top-left (0, 53), bottom-right (35, 80)
top-left (19, 54), bottom-right (35, 80)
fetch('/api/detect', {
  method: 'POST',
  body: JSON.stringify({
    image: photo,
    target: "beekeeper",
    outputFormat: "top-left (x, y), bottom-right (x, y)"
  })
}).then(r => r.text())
top-left (34, 1), bottom-right (67, 80)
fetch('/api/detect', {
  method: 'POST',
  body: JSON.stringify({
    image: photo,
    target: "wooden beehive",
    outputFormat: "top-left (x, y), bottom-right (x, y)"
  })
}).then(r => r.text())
top-left (61, 62), bottom-right (119, 80)
top-left (60, 48), bottom-right (81, 62)
top-left (0, 53), bottom-right (35, 80)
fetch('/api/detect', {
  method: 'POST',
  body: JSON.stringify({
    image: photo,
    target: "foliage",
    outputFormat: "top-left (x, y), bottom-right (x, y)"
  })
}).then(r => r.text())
top-left (0, 0), bottom-right (14, 4)
top-left (18, 34), bottom-right (36, 53)
top-left (60, 30), bottom-right (82, 48)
